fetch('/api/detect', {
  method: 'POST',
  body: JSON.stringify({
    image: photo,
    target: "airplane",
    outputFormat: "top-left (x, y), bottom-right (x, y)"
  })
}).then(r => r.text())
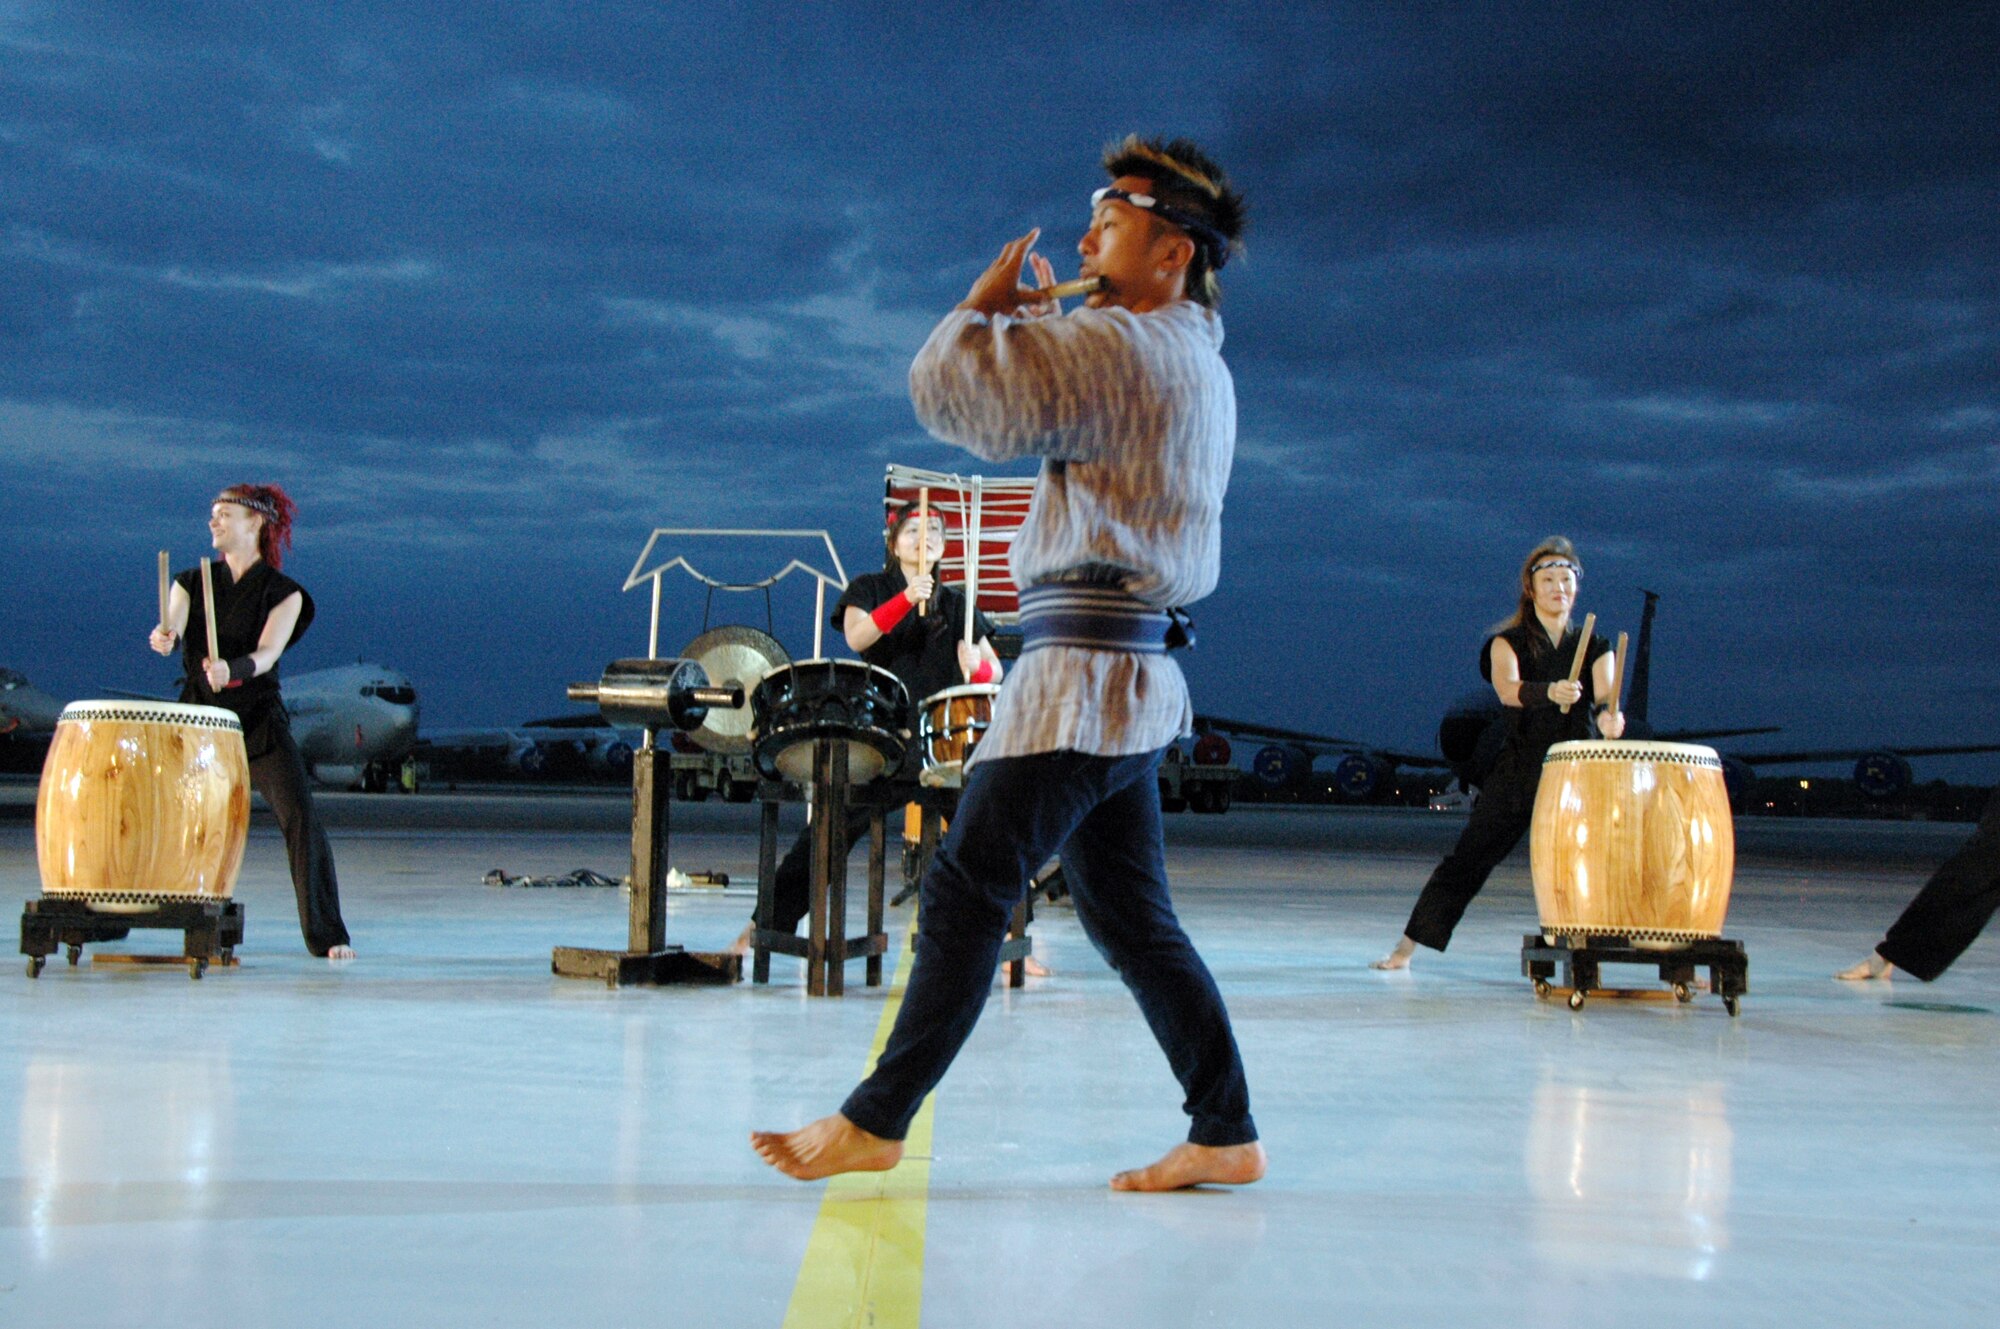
top-left (0, 661), bottom-right (420, 792)
top-left (417, 715), bottom-right (639, 783)
top-left (1435, 591), bottom-right (1999, 805)
top-left (1190, 714), bottom-right (1451, 803)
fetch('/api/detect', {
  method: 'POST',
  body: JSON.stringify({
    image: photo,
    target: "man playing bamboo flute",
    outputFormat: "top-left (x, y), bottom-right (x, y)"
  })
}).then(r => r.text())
top-left (751, 135), bottom-right (1264, 1191)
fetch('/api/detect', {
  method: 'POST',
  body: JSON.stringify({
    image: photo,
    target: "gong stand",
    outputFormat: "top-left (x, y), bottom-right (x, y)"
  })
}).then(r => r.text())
top-left (553, 659), bottom-right (745, 988)
top-left (750, 737), bottom-right (891, 996)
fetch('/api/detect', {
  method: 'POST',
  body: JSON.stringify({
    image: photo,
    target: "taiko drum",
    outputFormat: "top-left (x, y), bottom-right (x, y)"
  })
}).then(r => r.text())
top-left (917, 683), bottom-right (999, 785)
top-left (36, 701), bottom-right (251, 901)
top-left (1529, 740), bottom-right (1735, 941)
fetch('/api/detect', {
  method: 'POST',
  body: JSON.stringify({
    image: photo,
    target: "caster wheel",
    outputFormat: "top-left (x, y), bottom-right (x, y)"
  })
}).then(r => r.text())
top-left (28, 955), bottom-right (46, 978)
top-left (1673, 981), bottom-right (1693, 1003)
top-left (1533, 978), bottom-right (1552, 997)
top-left (188, 958), bottom-right (207, 980)
top-left (219, 947), bottom-right (234, 965)
top-left (66, 945), bottom-right (82, 967)
top-left (1567, 988), bottom-right (1586, 1011)
top-left (1723, 995), bottom-right (1740, 1017)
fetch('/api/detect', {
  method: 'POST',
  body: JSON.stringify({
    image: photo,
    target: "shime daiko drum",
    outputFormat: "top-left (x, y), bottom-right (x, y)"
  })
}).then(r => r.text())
top-left (36, 701), bottom-right (251, 902)
top-left (1530, 740), bottom-right (1735, 942)
top-left (917, 683), bottom-right (1000, 788)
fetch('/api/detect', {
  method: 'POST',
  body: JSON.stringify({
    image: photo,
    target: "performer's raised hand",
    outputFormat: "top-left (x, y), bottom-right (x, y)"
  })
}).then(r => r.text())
top-left (203, 657), bottom-right (232, 691)
top-left (1548, 678), bottom-right (1583, 708)
top-left (149, 626), bottom-right (178, 656)
top-left (1597, 708), bottom-right (1626, 740)
top-left (1018, 252), bottom-right (1061, 317)
top-left (903, 572), bottom-right (934, 607)
top-left (957, 640), bottom-right (980, 680)
top-left (959, 229), bottom-right (1042, 317)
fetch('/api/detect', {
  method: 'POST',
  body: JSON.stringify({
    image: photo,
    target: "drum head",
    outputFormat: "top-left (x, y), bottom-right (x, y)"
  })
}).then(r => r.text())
top-left (1544, 739), bottom-right (1721, 767)
top-left (58, 700), bottom-right (241, 731)
top-left (681, 626), bottom-right (789, 755)
top-left (919, 683), bottom-right (1002, 707)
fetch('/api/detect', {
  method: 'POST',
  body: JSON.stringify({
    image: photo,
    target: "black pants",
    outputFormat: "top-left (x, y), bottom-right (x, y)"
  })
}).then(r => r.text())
top-left (1404, 751), bottom-right (1539, 952)
top-left (249, 722), bottom-right (350, 956)
top-left (841, 748), bottom-right (1256, 1147)
top-left (1877, 785), bottom-right (2000, 981)
top-left (754, 805), bottom-right (881, 935)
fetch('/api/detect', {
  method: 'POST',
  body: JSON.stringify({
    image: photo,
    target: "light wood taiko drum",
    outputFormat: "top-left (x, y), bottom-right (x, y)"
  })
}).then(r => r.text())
top-left (1530, 740), bottom-right (1735, 942)
top-left (36, 701), bottom-right (251, 902)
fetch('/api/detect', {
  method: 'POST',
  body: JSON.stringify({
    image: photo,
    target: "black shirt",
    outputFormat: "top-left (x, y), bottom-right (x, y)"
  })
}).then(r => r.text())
top-left (832, 568), bottom-right (996, 718)
top-left (175, 560), bottom-right (315, 730)
top-left (1481, 618), bottom-right (1610, 758)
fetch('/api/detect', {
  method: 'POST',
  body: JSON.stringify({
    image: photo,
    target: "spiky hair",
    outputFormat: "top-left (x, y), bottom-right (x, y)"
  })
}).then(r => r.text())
top-left (1100, 135), bottom-right (1246, 307)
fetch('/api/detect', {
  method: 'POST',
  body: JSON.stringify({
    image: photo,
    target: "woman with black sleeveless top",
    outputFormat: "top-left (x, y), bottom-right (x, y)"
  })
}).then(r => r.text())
top-left (1375, 536), bottom-right (1622, 969)
top-left (149, 485), bottom-right (354, 960)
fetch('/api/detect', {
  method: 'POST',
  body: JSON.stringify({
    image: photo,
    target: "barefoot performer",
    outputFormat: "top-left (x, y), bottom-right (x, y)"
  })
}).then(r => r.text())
top-left (150, 486), bottom-right (355, 960)
top-left (751, 136), bottom-right (1264, 1192)
top-left (736, 500), bottom-right (1002, 952)
top-left (1374, 537), bottom-right (1623, 970)
top-left (1837, 783), bottom-right (2000, 982)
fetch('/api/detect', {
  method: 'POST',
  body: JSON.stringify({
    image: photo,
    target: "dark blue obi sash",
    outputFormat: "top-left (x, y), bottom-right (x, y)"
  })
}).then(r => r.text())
top-left (1018, 583), bottom-right (1176, 655)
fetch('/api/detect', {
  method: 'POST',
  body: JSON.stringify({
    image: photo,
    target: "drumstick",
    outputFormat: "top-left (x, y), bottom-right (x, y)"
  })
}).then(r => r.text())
top-left (157, 550), bottom-right (170, 633)
top-left (964, 478), bottom-right (982, 648)
top-left (916, 486), bottom-right (930, 618)
top-left (1558, 611), bottom-right (1595, 714)
top-left (1029, 276), bottom-right (1104, 302)
top-left (199, 556), bottom-right (221, 668)
top-left (1611, 631), bottom-right (1630, 717)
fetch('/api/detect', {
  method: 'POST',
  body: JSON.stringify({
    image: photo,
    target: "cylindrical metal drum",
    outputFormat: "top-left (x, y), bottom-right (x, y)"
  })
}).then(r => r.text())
top-left (36, 701), bottom-right (251, 902)
top-left (1530, 740), bottom-right (1735, 942)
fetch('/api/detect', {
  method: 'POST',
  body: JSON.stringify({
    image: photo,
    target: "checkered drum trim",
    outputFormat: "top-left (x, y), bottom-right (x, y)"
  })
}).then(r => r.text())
top-left (58, 702), bottom-right (241, 732)
top-left (1543, 742), bottom-right (1720, 770)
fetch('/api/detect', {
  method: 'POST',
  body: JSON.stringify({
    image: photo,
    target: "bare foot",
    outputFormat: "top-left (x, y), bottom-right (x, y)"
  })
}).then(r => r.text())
top-left (327, 944), bottom-right (356, 961)
top-left (1110, 1140), bottom-right (1267, 1192)
top-left (1836, 952), bottom-right (1894, 981)
top-left (1024, 953), bottom-right (1052, 978)
top-left (729, 924), bottom-right (756, 957)
top-left (1371, 936), bottom-right (1416, 971)
top-left (750, 1113), bottom-right (903, 1181)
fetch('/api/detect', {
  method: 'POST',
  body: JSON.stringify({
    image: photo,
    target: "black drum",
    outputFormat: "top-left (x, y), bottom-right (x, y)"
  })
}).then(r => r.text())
top-left (750, 659), bottom-right (909, 784)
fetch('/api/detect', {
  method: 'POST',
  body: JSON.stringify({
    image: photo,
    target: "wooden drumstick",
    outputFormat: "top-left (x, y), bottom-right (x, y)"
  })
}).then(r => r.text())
top-left (916, 486), bottom-right (930, 617)
top-left (964, 478), bottom-right (982, 648)
top-left (1558, 611), bottom-right (1595, 714)
top-left (199, 556), bottom-right (221, 669)
top-left (1611, 631), bottom-right (1630, 717)
top-left (157, 549), bottom-right (170, 633)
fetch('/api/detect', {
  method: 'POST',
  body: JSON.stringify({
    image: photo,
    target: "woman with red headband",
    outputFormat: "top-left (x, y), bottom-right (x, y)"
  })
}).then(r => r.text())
top-left (1374, 536), bottom-right (1621, 970)
top-left (150, 485), bottom-right (354, 960)
top-left (736, 501), bottom-right (1004, 953)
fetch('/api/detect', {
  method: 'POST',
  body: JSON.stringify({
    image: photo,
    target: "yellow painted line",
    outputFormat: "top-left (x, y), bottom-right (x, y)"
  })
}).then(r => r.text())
top-left (781, 917), bottom-right (935, 1329)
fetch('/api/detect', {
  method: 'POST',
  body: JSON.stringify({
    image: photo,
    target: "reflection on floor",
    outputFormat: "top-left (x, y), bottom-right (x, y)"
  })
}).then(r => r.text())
top-left (3, 803), bottom-right (1997, 1326)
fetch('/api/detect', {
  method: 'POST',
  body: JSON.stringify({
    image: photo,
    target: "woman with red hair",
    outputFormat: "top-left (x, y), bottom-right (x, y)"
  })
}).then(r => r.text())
top-left (150, 485), bottom-right (354, 959)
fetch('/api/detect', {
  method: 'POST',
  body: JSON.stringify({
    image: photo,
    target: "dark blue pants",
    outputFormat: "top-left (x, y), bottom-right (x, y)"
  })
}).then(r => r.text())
top-left (1879, 784), bottom-right (2000, 981)
top-left (1403, 749), bottom-right (1538, 952)
top-left (840, 748), bottom-right (1257, 1147)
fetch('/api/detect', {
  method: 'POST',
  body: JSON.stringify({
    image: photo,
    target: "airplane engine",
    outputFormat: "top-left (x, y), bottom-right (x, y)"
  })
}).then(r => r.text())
top-left (507, 738), bottom-right (549, 777)
top-left (1333, 753), bottom-right (1388, 802)
top-left (1251, 744), bottom-right (1310, 788)
top-left (1853, 752), bottom-right (1913, 800)
top-left (1191, 734), bottom-right (1232, 766)
top-left (590, 739), bottom-right (635, 778)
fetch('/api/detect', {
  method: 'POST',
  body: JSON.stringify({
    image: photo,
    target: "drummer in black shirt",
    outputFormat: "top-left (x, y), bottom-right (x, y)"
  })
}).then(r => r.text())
top-left (1374, 536), bottom-right (1622, 969)
top-left (150, 485), bottom-right (354, 960)
top-left (736, 501), bottom-right (1003, 950)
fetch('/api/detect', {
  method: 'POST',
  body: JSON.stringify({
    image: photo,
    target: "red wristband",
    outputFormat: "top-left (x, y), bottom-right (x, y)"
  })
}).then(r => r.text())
top-left (969, 660), bottom-right (995, 685)
top-left (870, 593), bottom-right (914, 634)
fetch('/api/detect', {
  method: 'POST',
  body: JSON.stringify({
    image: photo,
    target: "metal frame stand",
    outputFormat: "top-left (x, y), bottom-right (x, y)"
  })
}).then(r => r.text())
top-left (1521, 933), bottom-right (1747, 1015)
top-left (552, 738), bottom-right (741, 988)
top-left (750, 739), bottom-right (890, 995)
top-left (22, 897), bottom-right (245, 980)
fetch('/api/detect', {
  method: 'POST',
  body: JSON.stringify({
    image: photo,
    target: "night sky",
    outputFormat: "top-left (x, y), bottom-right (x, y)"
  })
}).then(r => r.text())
top-left (3, 3), bottom-right (1995, 780)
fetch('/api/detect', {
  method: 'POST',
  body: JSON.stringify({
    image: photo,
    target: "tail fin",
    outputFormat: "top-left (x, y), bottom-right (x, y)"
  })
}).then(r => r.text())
top-left (1628, 589), bottom-right (1658, 728)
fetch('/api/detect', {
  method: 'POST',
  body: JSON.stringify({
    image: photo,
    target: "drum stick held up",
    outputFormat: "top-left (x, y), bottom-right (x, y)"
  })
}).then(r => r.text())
top-left (1611, 631), bottom-right (1629, 717)
top-left (157, 550), bottom-right (170, 632)
top-left (1558, 611), bottom-right (1595, 714)
top-left (199, 557), bottom-right (221, 668)
top-left (916, 487), bottom-right (930, 617)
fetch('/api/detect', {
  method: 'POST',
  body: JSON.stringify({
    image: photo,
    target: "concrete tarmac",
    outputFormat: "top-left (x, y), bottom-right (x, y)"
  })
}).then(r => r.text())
top-left (2, 782), bottom-right (1995, 1326)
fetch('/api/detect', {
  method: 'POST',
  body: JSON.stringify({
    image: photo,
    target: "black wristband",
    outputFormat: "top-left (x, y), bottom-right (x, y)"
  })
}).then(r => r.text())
top-left (1516, 680), bottom-right (1551, 708)
top-left (226, 656), bottom-right (257, 684)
